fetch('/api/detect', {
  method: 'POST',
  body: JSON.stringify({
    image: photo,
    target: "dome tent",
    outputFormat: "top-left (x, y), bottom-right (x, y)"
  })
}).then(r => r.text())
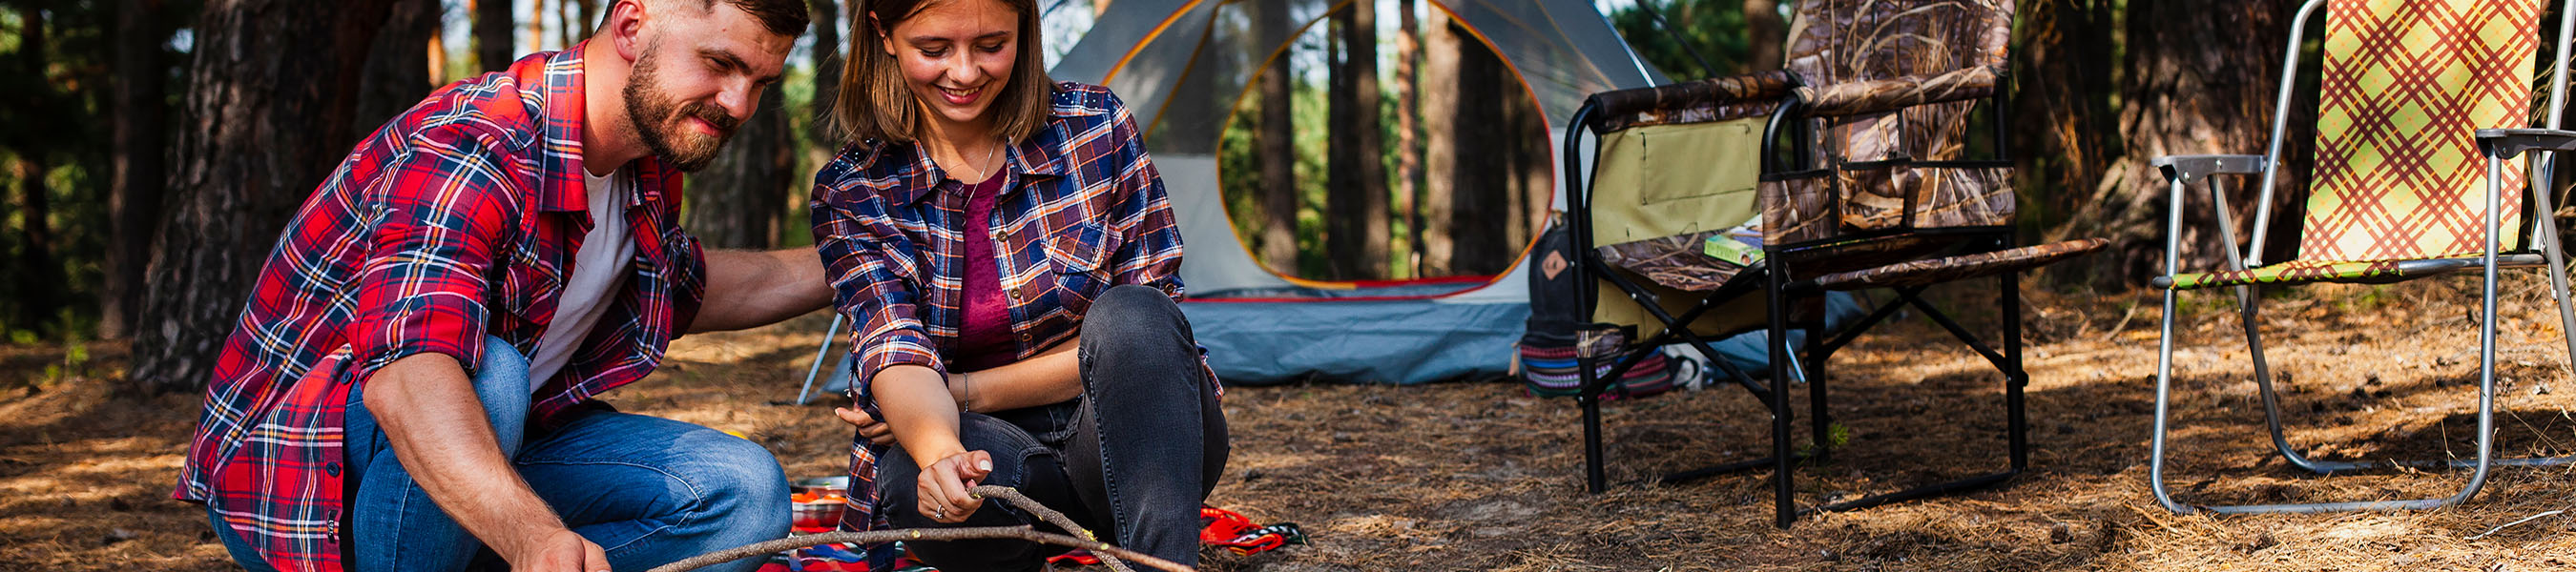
top-left (1050, 0), bottom-right (1667, 384)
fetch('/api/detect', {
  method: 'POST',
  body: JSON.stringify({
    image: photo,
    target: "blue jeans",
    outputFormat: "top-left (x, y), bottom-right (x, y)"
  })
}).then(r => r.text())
top-left (208, 337), bottom-right (790, 572)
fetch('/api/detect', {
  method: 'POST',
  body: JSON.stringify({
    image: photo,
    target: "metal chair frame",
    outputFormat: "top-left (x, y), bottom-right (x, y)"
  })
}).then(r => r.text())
top-left (1562, 74), bottom-right (2032, 527)
top-left (2148, 0), bottom-right (2576, 514)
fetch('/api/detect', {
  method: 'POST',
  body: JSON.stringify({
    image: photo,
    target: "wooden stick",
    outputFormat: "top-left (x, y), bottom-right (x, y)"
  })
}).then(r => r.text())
top-left (642, 486), bottom-right (1193, 572)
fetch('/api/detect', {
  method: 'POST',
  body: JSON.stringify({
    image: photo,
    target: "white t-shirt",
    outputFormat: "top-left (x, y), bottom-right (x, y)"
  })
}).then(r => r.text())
top-left (527, 167), bottom-right (638, 383)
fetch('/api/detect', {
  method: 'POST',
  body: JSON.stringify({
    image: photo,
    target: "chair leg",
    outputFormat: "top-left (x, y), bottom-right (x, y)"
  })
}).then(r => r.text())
top-left (1767, 263), bottom-right (1797, 529)
top-left (1581, 354), bottom-right (1608, 494)
top-left (1807, 305), bottom-right (1834, 462)
top-left (2004, 267), bottom-right (2030, 472)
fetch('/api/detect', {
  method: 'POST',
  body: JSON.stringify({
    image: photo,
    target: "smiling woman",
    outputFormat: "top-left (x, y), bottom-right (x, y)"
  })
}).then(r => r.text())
top-left (807, 0), bottom-right (1230, 569)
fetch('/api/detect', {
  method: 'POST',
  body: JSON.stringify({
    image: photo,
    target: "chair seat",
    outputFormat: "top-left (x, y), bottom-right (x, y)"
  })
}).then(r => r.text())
top-left (1597, 230), bottom-right (1744, 292)
top-left (2150, 254), bottom-right (2548, 291)
top-left (1812, 238), bottom-right (2109, 290)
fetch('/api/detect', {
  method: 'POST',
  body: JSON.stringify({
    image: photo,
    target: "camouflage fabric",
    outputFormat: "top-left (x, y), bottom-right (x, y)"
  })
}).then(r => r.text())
top-left (2297, 0), bottom-right (2540, 263)
top-left (1813, 238), bottom-right (2109, 290)
top-left (2155, 254), bottom-right (2548, 291)
top-left (1596, 230), bottom-right (1741, 292)
top-left (1796, 66), bottom-right (2004, 119)
top-left (1761, 0), bottom-right (2015, 247)
top-left (1590, 70), bottom-right (1801, 133)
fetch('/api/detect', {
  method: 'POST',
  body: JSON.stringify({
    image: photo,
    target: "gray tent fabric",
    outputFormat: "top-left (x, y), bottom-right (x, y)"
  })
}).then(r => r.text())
top-left (1030, 0), bottom-right (1670, 384)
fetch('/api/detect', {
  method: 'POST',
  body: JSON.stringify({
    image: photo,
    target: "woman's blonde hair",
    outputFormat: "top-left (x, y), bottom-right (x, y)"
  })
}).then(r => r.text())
top-left (834, 0), bottom-right (1054, 145)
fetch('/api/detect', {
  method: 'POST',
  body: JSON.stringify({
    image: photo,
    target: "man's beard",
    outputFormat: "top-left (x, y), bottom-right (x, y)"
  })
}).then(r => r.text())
top-left (623, 48), bottom-right (740, 173)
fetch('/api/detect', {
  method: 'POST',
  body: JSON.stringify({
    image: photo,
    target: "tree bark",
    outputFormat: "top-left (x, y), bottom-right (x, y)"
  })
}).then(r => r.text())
top-left (2046, 0), bottom-right (2305, 286)
top-left (1742, 0), bottom-right (1783, 72)
top-left (1254, 0), bottom-right (1297, 273)
top-left (1393, 0), bottom-right (1422, 276)
top-left (1447, 23), bottom-right (1514, 275)
top-left (15, 6), bottom-right (58, 332)
top-left (1418, 14), bottom-right (1460, 276)
top-left (810, 0), bottom-right (842, 146)
top-left (355, 0), bottom-right (443, 136)
top-left (130, 0), bottom-right (436, 397)
top-left (105, 0), bottom-right (173, 339)
top-left (689, 87), bottom-right (794, 249)
top-left (475, 0), bottom-right (512, 72)
top-left (529, 0), bottom-right (549, 52)
top-left (1325, 0), bottom-right (1388, 279)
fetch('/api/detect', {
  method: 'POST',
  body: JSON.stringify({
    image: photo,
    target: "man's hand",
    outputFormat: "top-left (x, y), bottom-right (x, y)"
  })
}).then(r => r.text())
top-left (917, 451), bottom-right (991, 524)
top-left (834, 405), bottom-right (897, 445)
top-left (508, 528), bottom-right (611, 572)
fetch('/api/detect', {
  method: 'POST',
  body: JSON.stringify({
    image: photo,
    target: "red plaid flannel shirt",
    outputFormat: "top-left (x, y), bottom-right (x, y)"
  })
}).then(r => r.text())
top-left (809, 82), bottom-right (1209, 547)
top-left (173, 43), bottom-right (707, 572)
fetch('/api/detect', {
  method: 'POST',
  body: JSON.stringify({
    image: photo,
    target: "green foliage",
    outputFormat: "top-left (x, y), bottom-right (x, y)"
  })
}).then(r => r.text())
top-left (0, 2), bottom-right (198, 342)
top-left (1606, 0), bottom-right (1765, 79)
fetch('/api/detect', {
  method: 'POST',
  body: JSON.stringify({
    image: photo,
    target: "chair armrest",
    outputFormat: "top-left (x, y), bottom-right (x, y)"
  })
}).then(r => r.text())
top-left (2476, 128), bottom-right (2576, 159)
top-left (2149, 154), bottom-right (2267, 184)
top-left (1792, 66), bottom-right (2001, 118)
top-left (1586, 70), bottom-right (1799, 132)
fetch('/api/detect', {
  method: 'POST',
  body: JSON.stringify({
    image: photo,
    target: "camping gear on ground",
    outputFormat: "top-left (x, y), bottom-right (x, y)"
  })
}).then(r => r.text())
top-left (2147, 0), bottom-right (2576, 514)
top-left (1561, 0), bottom-right (2106, 527)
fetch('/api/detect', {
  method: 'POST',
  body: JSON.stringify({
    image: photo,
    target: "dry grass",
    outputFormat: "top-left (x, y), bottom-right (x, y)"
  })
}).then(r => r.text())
top-left (11, 274), bottom-right (2576, 570)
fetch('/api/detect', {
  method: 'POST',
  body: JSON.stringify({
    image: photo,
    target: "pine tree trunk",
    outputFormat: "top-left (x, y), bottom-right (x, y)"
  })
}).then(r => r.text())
top-left (528, 0), bottom-right (549, 52)
top-left (15, 7), bottom-right (57, 332)
top-left (689, 87), bottom-right (793, 249)
top-left (1255, 0), bottom-right (1297, 273)
top-left (105, 0), bottom-right (173, 339)
top-left (1394, 0), bottom-right (1422, 276)
top-left (810, 0), bottom-right (842, 146)
top-left (2047, 0), bottom-right (2305, 286)
top-left (1448, 23), bottom-right (1514, 275)
top-left (1418, 15), bottom-right (1460, 276)
top-left (1742, 0), bottom-right (1783, 72)
top-left (1325, 0), bottom-right (1388, 279)
top-left (475, 0), bottom-right (512, 72)
top-left (129, 0), bottom-right (435, 397)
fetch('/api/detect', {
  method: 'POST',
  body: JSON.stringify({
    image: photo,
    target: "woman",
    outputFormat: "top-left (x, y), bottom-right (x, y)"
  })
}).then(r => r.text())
top-left (808, 0), bottom-right (1227, 569)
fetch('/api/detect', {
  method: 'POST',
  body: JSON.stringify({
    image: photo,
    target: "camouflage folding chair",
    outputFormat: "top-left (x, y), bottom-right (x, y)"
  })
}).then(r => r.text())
top-left (1559, 0), bottom-right (2106, 527)
top-left (2149, 0), bottom-right (2576, 514)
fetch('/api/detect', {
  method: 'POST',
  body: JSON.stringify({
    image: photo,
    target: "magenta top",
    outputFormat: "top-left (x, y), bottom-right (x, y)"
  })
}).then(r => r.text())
top-left (954, 174), bottom-right (1012, 371)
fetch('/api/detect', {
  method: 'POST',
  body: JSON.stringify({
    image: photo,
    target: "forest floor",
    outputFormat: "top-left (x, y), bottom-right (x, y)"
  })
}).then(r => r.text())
top-left (10, 275), bottom-right (2576, 571)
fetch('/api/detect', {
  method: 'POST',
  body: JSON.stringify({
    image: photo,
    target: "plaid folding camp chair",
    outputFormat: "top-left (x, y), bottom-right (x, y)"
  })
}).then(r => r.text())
top-left (2148, 0), bottom-right (2576, 514)
top-left (1558, 0), bottom-right (2106, 527)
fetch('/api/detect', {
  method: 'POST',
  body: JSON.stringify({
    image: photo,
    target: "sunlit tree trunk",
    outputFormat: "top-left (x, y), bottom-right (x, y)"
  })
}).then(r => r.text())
top-left (1419, 15), bottom-right (1460, 276)
top-left (1394, 0), bottom-right (1422, 276)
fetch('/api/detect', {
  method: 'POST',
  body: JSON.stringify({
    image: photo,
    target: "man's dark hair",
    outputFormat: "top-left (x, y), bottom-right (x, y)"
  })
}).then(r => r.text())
top-left (714, 0), bottom-right (812, 37)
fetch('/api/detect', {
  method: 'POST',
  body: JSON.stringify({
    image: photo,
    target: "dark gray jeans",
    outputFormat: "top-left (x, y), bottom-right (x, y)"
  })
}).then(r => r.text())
top-left (878, 285), bottom-right (1230, 570)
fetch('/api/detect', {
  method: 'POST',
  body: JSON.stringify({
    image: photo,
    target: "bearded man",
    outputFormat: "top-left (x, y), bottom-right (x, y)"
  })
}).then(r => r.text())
top-left (173, 2), bottom-right (829, 572)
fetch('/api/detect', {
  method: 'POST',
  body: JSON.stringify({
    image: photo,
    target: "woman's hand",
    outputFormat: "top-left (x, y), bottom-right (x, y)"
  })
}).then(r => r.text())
top-left (917, 450), bottom-right (993, 523)
top-left (833, 405), bottom-right (897, 445)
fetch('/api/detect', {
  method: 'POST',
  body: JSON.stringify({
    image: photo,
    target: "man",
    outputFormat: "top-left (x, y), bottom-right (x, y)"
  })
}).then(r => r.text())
top-left (173, 2), bottom-right (825, 572)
